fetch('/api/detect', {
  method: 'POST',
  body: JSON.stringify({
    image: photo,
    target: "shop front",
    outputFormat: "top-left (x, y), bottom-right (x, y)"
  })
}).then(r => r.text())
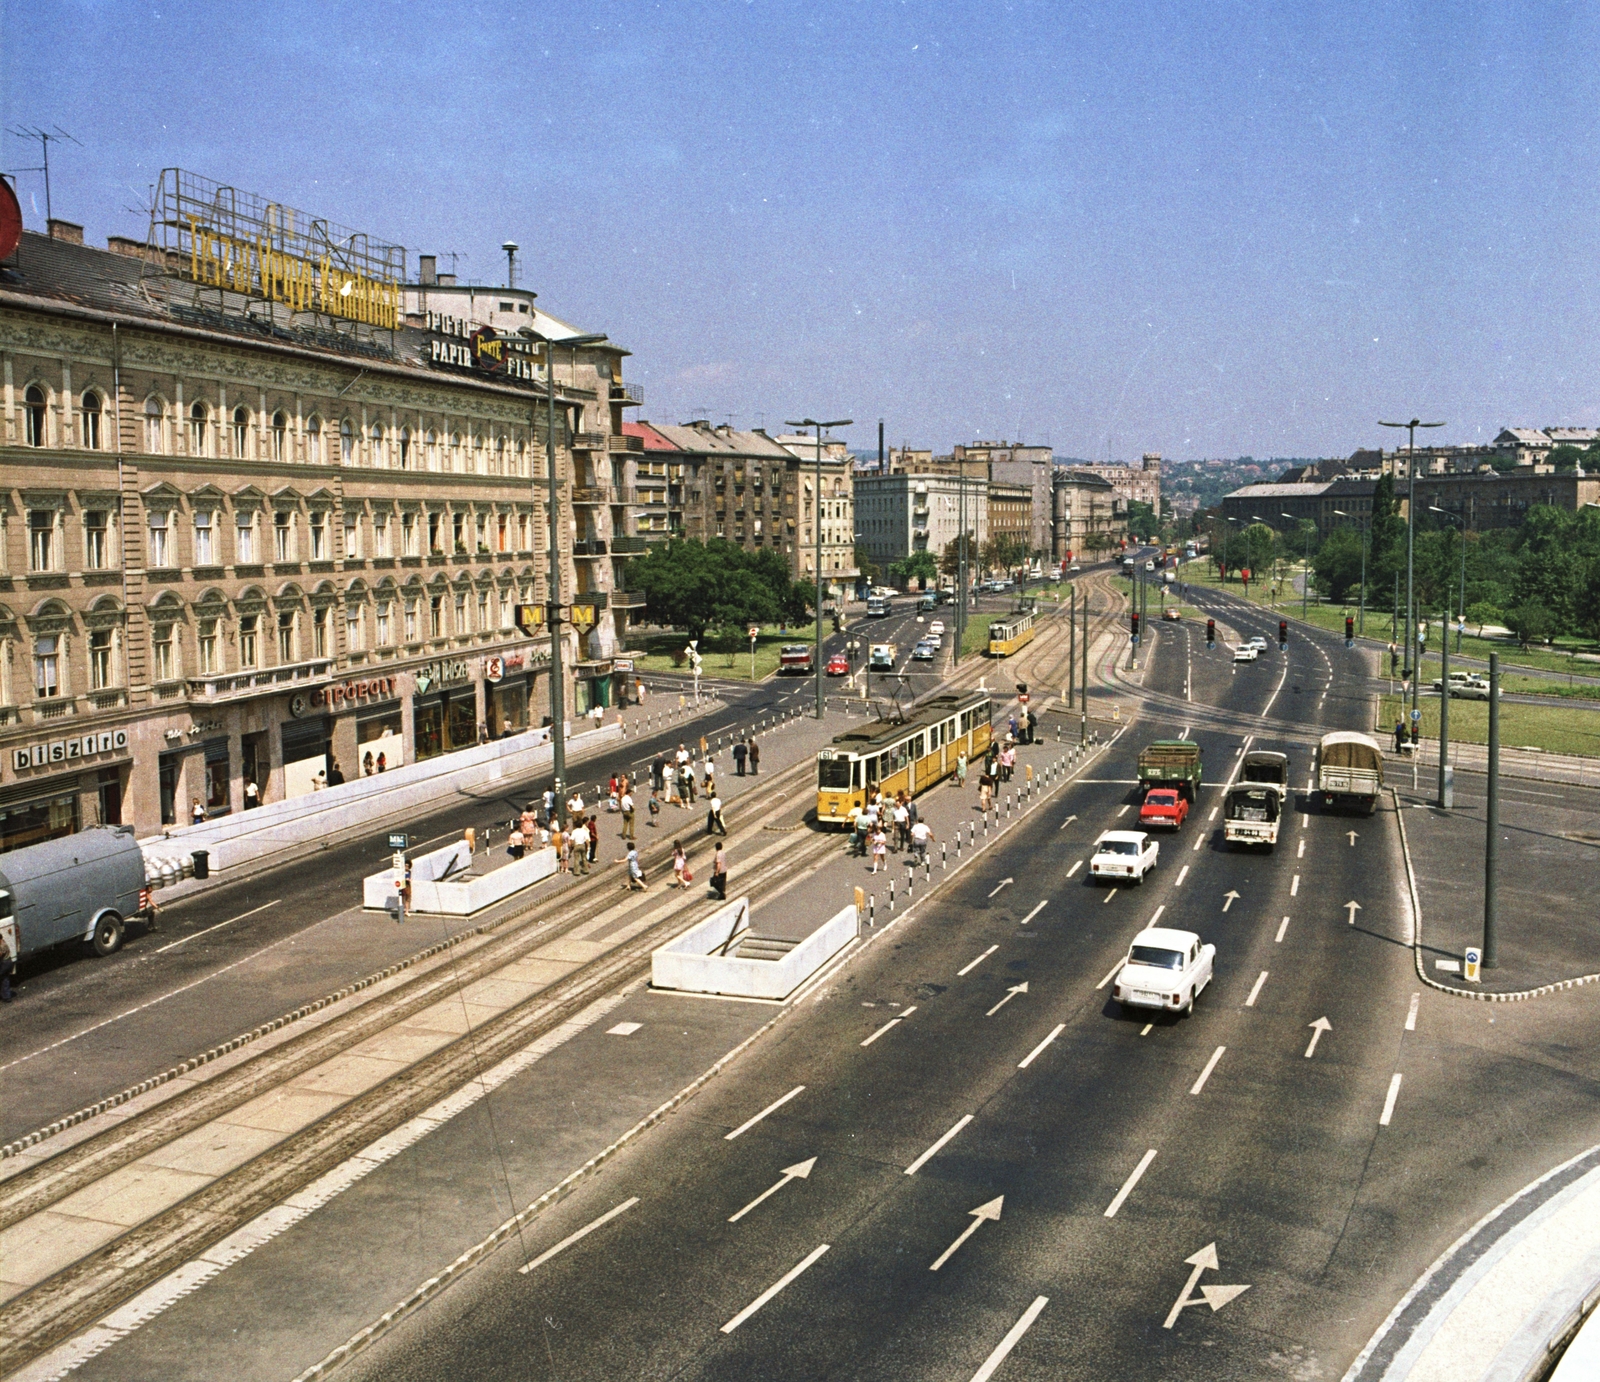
top-left (305, 675), bottom-right (404, 779)
top-left (483, 648), bottom-right (550, 735)
top-left (412, 657), bottom-right (476, 761)
top-left (0, 729), bottom-right (133, 852)
top-left (573, 660), bottom-right (614, 715)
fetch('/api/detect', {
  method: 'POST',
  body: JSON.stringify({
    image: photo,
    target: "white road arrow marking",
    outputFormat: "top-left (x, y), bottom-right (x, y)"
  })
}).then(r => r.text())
top-left (1067, 860), bottom-right (1083, 877)
top-left (1019, 900), bottom-right (1048, 926)
top-left (1163, 1241), bottom-right (1252, 1328)
top-left (1222, 890), bottom-right (1241, 912)
top-left (986, 983), bottom-right (1029, 1017)
top-left (1059, 814), bottom-right (1078, 830)
top-left (519, 1197), bottom-right (639, 1274)
top-left (1304, 1016), bottom-right (1332, 1058)
top-left (959, 946), bottom-right (998, 977)
top-left (1348, 830), bottom-right (1360, 846)
top-left (1345, 900), bottom-right (1362, 925)
top-left (930, 1195), bottom-right (1005, 1270)
top-left (729, 1158), bottom-right (817, 1222)
top-left (989, 878), bottom-right (1015, 898)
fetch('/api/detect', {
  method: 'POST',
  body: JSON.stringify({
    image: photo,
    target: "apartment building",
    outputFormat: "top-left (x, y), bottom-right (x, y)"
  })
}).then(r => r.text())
top-left (854, 472), bottom-right (987, 570)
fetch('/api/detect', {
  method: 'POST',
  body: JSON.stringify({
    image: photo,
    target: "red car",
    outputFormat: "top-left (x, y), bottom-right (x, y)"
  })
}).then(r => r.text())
top-left (1138, 788), bottom-right (1189, 830)
top-left (825, 654), bottom-right (851, 676)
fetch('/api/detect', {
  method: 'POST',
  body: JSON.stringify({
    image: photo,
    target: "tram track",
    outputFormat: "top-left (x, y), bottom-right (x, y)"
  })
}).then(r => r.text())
top-left (0, 757), bottom-right (835, 1376)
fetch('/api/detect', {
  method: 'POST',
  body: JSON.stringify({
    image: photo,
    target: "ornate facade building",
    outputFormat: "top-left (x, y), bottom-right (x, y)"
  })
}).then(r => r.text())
top-left (0, 216), bottom-right (635, 847)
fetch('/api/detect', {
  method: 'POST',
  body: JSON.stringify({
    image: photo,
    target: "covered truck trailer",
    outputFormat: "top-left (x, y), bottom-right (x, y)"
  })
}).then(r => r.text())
top-left (1317, 732), bottom-right (1384, 814)
top-left (0, 825), bottom-right (150, 966)
top-left (1137, 740), bottom-right (1203, 801)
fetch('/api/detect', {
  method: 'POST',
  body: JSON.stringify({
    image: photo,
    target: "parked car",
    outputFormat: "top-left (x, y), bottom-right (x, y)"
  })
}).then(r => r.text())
top-left (1433, 671), bottom-right (1492, 699)
top-left (1138, 788), bottom-right (1190, 830)
top-left (825, 653), bottom-right (851, 676)
top-left (1233, 645), bottom-right (1259, 663)
top-left (1089, 830), bottom-right (1159, 884)
top-left (912, 640), bottom-right (937, 661)
top-left (1111, 927), bottom-right (1216, 1016)
top-left (1161, 607), bottom-right (1182, 622)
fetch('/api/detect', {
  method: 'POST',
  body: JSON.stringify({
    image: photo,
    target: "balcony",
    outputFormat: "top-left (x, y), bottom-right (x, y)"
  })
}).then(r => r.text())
top-left (572, 539), bottom-right (609, 557)
top-left (572, 432), bottom-right (606, 451)
top-left (611, 535), bottom-right (648, 556)
top-left (610, 382), bottom-right (645, 407)
top-left (609, 433), bottom-right (644, 453)
top-left (570, 486), bottom-right (612, 504)
top-left (187, 658), bottom-right (334, 704)
top-left (611, 588), bottom-right (646, 608)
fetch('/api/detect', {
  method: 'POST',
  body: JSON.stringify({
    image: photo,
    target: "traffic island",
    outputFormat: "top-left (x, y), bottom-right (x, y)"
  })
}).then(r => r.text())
top-left (651, 895), bottom-right (858, 1000)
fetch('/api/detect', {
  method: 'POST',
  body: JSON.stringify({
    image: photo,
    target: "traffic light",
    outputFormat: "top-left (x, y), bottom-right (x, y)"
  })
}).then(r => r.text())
top-left (1206, 618), bottom-right (1216, 646)
top-left (1130, 612), bottom-right (1141, 642)
top-left (1345, 615), bottom-right (1355, 646)
top-left (1278, 620), bottom-right (1288, 647)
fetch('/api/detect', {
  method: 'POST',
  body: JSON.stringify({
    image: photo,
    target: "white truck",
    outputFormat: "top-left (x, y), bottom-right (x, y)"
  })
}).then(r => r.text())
top-left (1224, 784), bottom-right (1283, 849)
top-left (1317, 732), bottom-right (1384, 815)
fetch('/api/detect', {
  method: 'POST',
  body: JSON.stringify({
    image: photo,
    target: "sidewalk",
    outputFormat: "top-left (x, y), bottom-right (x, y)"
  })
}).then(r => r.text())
top-left (1389, 735), bottom-right (1600, 789)
top-left (1346, 1143), bottom-right (1600, 1382)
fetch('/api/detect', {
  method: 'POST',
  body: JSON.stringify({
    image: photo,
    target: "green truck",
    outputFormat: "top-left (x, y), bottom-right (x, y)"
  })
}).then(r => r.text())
top-left (1137, 740), bottom-right (1204, 801)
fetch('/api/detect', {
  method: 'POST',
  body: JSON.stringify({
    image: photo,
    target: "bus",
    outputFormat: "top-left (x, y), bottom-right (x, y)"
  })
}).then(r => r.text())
top-left (816, 690), bottom-right (993, 827)
top-left (987, 611), bottom-right (1036, 657)
top-left (866, 594), bottom-right (891, 617)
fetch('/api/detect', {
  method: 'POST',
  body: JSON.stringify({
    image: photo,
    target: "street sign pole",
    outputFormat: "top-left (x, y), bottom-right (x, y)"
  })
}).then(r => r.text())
top-left (1484, 652), bottom-right (1499, 967)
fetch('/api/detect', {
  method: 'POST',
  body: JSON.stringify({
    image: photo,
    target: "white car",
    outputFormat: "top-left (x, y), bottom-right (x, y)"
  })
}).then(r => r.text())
top-left (1144, 560), bottom-right (1155, 571)
top-left (1089, 829), bottom-right (1159, 884)
top-left (927, 620), bottom-right (945, 637)
top-left (1112, 927), bottom-right (1216, 1016)
top-left (1233, 645), bottom-right (1259, 663)
top-left (1248, 636), bottom-right (1268, 650)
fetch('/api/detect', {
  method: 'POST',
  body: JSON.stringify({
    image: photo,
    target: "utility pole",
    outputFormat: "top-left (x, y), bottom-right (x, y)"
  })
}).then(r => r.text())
top-left (1379, 419), bottom-right (1446, 745)
top-left (786, 416), bottom-right (852, 718)
top-left (1484, 651), bottom-right (1499, 967)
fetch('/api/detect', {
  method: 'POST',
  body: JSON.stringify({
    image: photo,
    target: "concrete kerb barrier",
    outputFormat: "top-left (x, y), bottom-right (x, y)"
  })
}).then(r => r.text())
top-left (1392, 786), bottom-right (1600, 1003)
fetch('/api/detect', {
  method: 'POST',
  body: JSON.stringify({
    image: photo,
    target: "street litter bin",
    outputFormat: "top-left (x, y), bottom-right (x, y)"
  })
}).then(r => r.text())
top-left (191, 850), bottom-right (209, 880)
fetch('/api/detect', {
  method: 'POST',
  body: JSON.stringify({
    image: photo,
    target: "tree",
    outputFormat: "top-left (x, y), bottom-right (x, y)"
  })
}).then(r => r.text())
top-left (1311, 526), bottom-right (1365, 604)
top-left (624, 539), bottom-right (810, 640)
top-left (1505, 601), bottom-right (1555, 647)
top-left (890, 549), bottom-right (940, 589)
top-left (940, 532), bottom-right (978, 578)
top-left (1126, 500), bottom-right (1160, 541)
top-left (1466, 600), bottom-right (1503, 635)
top-left (854, 543), bottom-right (881, 586)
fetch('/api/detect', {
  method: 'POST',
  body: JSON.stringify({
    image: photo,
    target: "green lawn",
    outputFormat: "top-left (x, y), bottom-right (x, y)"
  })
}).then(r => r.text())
top-left (1378, 693), bottom-right (1600, 759)
top-left (624, 630), bottom-right (806, 681)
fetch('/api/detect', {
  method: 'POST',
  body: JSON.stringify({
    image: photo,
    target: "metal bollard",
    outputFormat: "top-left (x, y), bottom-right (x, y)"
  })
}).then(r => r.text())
top-left (869, 895), bottom-right (876, 927)
top-left (941, 841), bottom-right (948, 870)
top-left (889, 877), bottom-right (896, 911)
top-left (925, 855), bottom-right (931, 882)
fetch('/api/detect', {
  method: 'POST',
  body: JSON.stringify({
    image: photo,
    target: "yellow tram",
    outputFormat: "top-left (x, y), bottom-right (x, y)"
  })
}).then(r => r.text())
top-left (815, 690), bottom-right (993, 827)
top-left (987, 611), bottom-right (1036, 657)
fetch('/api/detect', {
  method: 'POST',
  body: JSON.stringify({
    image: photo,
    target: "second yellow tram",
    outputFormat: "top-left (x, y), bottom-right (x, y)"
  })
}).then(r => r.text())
top-left (816, 690), bottom-right (993, 826)
top-left (987, 611), bottom-right (1036, 657)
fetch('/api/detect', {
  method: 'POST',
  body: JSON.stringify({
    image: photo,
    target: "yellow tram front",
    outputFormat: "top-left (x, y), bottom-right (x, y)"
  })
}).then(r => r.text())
top-left (987, 611), bottom-right (1036, 657)
top-left (815, 691), bottom-right (993, 826)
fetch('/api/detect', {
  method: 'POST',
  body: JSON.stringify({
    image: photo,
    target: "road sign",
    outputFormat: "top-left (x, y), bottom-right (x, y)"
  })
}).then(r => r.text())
top-left (749, 625), bottom-right (760, 640)
top-left (387, 832), bottom-right (409, 851)
top-left (1411, 708), bottom-right (1422, 723)
top-left (1464, 946), bottom-right (1482, 983)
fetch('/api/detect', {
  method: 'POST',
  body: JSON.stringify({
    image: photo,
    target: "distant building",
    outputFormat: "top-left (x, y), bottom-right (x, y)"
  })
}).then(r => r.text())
top-left (986, 481), bottom-right (1033, 561)
top-left (1071, 453), bottom-right (1162, 513)
top-left (1407, 470), bottom-right (1600, 531)
top-left (1050, 470), bottom-right (1123, 561)
top-left (854, 472), bottom-right (987, 571)
top-left (1221, 481), bottom-right (1376, 540)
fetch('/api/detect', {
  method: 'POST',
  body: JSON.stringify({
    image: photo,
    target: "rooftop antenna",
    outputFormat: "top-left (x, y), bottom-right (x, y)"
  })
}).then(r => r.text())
top-left (444, 251), bottom-right (465, 277)
top-left (502, 240), bottom-right (519, 289)
top-left (6, 125), bottom-right (79, 222)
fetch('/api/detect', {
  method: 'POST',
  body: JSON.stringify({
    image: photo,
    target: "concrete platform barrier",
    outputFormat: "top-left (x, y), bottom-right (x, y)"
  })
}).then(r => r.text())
top-left (361, 839), bottom-right (558, 916)
top-left (652, 897), bottom-right (858, 1001)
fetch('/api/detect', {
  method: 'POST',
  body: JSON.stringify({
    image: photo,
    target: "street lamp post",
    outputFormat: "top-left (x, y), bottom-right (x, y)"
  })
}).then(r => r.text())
top-left (1429, 506), bottom-right (1468, 654)
top-left (535, 330), bottom-right (608, 815)
top-left (1379, 418), bottom-right (1446, 746)
top-left (786, 417), bottom-right (852, 719)
top-left (1280, 514), bottom-right (1313, 619)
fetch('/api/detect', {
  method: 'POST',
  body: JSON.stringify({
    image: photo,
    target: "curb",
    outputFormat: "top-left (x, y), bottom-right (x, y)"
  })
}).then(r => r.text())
top-left (1392, 786), bottom-right (1600, 1003)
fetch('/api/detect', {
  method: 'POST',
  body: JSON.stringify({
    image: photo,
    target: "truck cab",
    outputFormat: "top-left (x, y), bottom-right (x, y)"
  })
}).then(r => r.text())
top-left (869, 643), bottom-right (897, 671)
top-left (779, 643), bottom-right (815, 675)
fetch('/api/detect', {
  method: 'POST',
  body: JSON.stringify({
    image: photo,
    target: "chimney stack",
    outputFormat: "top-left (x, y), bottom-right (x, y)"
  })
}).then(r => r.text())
top-left (419, 254), bottom-right (437, 285)
top-left (47, 218), bottom-right (83, 245)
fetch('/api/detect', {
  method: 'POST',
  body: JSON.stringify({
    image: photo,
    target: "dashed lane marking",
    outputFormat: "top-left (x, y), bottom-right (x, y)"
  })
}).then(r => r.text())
top-left (1017, 1024), bottom-right (1065, 1070)
top-left (1190, 1045), bottom-right (1226, 1095)
top-left (1104, 1149), bottom-right (1158, 1218)
top-left (1379, 1073), bottom-right (1403, 1126)
top-left (1245, 971), bottom-right (1269, 1007)
top-left (1275, 916), bottom-right (1290, 942)
top-left (725, 1085), bottom-right (806, 1141)
top-left (958, 947), bottom-right (998, 977)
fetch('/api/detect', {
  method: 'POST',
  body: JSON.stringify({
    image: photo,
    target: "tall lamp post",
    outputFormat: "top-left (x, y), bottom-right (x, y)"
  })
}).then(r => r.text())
top-left (1280, 514), bottom-right (1314, 619)
top-left (535, 330), bottom-right (609, 810)
top-left (786, 417), bottom-right (853, 719)
top-left (1429, 506), bottom-right (1468, 653)
top-left (1332, 509), bottom-right (1368, 634)
top-left (1379, 418), bottom-right (1446, 740)
top-left (954, 456), bottom-right (974, 667)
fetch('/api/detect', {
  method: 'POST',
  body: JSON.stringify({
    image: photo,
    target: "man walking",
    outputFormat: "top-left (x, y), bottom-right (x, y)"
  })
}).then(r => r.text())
top-left (910, 817), bottom-right (933, 865)
top-left (710, 843), bottom-right (728, 900)
top-left (621, 787), bottom-right (636, 841)
top-left (569, 818), bottom-right (591, 875)
top-left (733, 741), bottom-right (748, 776)
top-left (651, 754), bottom-right (666, 796)
top-left (706, 794), bottom-right (727, 836)
top-left (747, 738), bottom-right (760, 774)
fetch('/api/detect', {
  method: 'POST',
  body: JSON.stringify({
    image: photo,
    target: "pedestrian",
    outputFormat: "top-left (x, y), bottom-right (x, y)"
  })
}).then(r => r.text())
top-left (587, 815), bottom-right (599, 865)
top-left (551, 821), bottom-right (568, 873)
top-left (520, 806), bottom-right (538, 840)
top-left (663, 761), bottom-right (679, 806)
top-left (684, 762), bottom-right (698, 805)
top-left (542, 787), bottom-right (557, 824)
top-left (870, 827), bottom-right (888, 873)
top-left (570, 818), bottom-right (591, 875)
top-left (893, 797), bottom-right (911, 851)
top-left (362, 752), bottom-right (374, 777)
top-left (245, 777), bottom-right (261, 808)
top-left (711, 843), bottom-right (728, 900)
top-left (507, 827), bottom-right (525, 860)
top-left (328, 761), bottom-right (345, 786)
top-left (621, 789), bottom-right (636, 840)
top-left (376, 752), bottom-right (387, 772)
top-left (706, 794), bottom-right (727, 836)
top-left (607, 775), bottom-right (621, 811)
top-left (636, 678), bottom-right (646, 704)
top-left (979, 775), bottom-right (993, 813)
top-left (477, 721), bottom-right (489, 745)
top-left (191, 796), bottom-right (206, 824)
top-left (651, 755), bottom-right (667, 794)
top-left (648, 789), bottom-right (662, 826)
top-left (503, 717), bottom-right (514, 737)
top-left (1393, 719), bottom-right (1405, 753)
top-left (1008, 713), bottom-right (1019, 741)
top-left (671, 840), bottom-right (690, 889)
top-left (846, 803), bottom-right (865, 855)
top-left (956, 752), bottom-right (968, 789)
top-left (625, 845), bottom-right (647, 890)
top-left (733, 741), bottom-right (748, 776)
top-left (748, 738), bottom-right (760, 774)
top-left (910, 818), bottom-right (933, 863)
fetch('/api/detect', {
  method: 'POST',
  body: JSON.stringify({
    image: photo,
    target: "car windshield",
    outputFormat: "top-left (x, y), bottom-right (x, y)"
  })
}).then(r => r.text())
top-left (1099, 840), bottom-right (1139, 855)
top-left (1129, 945), bottom-right (1185, 970)
top-left (1146, 793), bottom-right (1177, 806)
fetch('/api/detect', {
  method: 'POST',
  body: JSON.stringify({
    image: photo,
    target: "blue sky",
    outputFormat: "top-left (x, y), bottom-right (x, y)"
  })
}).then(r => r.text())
top-left (6, 0), bottom-right (1598, 460)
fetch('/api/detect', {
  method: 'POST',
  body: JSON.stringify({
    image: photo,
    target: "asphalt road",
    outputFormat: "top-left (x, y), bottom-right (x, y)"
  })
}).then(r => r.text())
top-left (325, 580), bottom-right (1600, 1381)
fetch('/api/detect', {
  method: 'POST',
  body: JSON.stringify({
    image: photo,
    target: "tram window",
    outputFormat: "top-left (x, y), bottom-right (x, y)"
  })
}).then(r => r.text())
top-left (819, 758), bottom-right (853, 790)
top-left (853, 761), bottom-right (862, 788)
top-left (865, 755), bottom-right (878, 781)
